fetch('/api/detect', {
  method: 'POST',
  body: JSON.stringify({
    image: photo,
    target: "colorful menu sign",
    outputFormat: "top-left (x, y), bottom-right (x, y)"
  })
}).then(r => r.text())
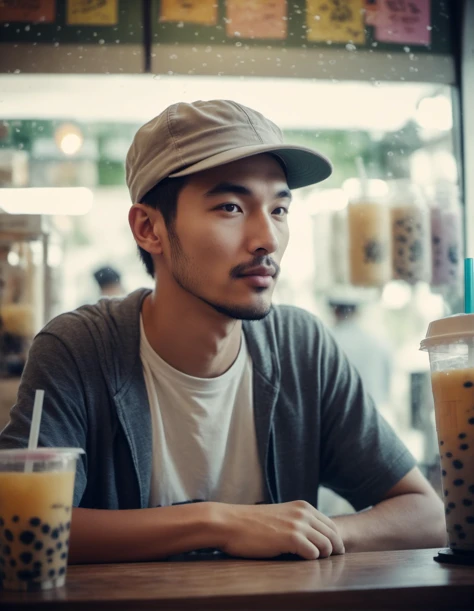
top-left (159, 0), bottom-right (218, 25)
top-left (0, 0), bottom-right (56, 23)
top-left (306, 0), bottom-right (366, 44)
top-left (374, 0), bottom-right (431, 45)
top-left (226, 0), bottom-right (287, 40)
top-left (66, 0), bottom-right (118, 26)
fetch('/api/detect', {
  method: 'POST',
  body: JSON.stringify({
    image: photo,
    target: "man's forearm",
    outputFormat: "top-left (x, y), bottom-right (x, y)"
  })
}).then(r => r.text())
top-left (69, 503), bottom-right (223, 563)
top-left (331, 492), bottom-right (447, 553)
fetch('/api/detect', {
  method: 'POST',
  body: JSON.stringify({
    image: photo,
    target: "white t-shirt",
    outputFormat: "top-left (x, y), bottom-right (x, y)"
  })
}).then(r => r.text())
top-left (140, 316), bottom-right (265, 508)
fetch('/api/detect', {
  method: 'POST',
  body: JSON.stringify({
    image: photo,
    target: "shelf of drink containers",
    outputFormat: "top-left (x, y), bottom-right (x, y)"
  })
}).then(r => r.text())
top-left (340, 180), bottom-right (462, 289)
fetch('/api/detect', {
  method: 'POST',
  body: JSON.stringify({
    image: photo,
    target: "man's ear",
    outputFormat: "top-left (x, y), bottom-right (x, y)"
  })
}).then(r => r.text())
top-left (128, 204), bottom-right (165, 255)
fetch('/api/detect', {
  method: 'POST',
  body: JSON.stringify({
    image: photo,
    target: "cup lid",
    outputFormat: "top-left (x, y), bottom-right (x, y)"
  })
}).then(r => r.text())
top-left (420, 313), bottom-right (474, 350)
top-left (0, 447), bottom-right (85, 461)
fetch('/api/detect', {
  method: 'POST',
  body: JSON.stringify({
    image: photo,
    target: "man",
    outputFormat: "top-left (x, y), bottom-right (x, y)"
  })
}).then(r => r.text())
top-left (93, 266), bottom-right (125, 298)
top-left (0, 100), bottom-right (446, 564)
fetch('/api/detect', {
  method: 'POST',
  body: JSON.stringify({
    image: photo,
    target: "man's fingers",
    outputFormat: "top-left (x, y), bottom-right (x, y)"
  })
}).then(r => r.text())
top-left (307, 516), bottom-right (345, 556)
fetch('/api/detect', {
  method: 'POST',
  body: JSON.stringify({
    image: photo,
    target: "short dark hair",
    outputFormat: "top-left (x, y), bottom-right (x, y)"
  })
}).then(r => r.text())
top-left (138, 176), bottom-right (187, 278)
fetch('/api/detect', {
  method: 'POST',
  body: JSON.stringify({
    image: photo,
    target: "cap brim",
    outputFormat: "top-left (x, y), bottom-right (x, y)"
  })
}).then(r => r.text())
top-left (168, 144), bottom-right (332, 189)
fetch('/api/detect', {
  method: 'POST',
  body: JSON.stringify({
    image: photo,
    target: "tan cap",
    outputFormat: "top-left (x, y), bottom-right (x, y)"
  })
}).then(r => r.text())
top-left (126, 99), bottom-right (332, 203)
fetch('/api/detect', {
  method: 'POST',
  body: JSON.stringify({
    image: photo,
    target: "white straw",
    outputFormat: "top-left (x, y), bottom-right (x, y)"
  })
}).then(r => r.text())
top-left (25, 389), bottom-right (44, 473)
top-left (356, 156), bottom-right (369, 199)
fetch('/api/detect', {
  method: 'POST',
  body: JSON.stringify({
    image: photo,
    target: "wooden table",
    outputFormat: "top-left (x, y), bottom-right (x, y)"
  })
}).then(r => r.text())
top-left (1, 548), bottom-right (473, 610)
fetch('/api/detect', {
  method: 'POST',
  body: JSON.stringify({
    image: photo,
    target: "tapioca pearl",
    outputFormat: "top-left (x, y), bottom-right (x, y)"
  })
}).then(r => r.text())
top-left (0, 517), bottom-right (3, 527)
top-left (464, 381), bottom-right (474, 388)
top-left (12, 516), bottom-right (19, 523)
top-left (59, 524), bottom-right (65, 533)
top-left (34, 541), bottom-right (43, 551)
top-left (445, 508), bottom-right (451, 515)
top-left (469, 485), bottom-right (474, 495)
top-left (29, 517), bottom-right (41, 527)
top-left (46, 548), bottom-right (54, 557)
top-left (454, 524), bottom-right (463, 531)
top-left (446, 452), bottom-right (453, 458)
top-left (65, 539), bottom-right (69, 547)
top-left (453, 460), bottom-right (464, 469)
top-left (59, 567), bottom-right (66, 576)
top-left (459, 433), bottom-right (467, 439)
top-left (19, 531), bottom-right (35, 545)
top-left (9, 558), bottom-right (16, 568)
top-left (442, 470), bottom-right (447, 476)
top-left (48, 569), bottom-right (55, 578)
top-left (463, 499), bottom-right (473, 507)
top-left (41, 524), bottom-right (50, 534)
top-left (19, 552), bottom-right (32, 565)
top-left (56, 542), bottom-right (63, 551)
top-left (460, 444), bottom-right (469, 451)
top-left (453, 479), bottom-right (464, 486)
top-left (469, 418), bottom-right (474, 425)
top-left (65, 521), bottom-right (71, 531)
top-left (33, 561), bottom-right (42, 570)
top-left (448, 502), bottom-right (456, 509)
top-left (3, 545), bottom-right (11, 556)
top-left (4, 529), bottom-right (13, 542)
top-left (440, 440), bottom-right (444, 446)
top-left (60, 552), bottom-right (67, 560)
top-left (47, 558), bottom-right (53, 564)
top-left (51, 528), bottom-right (60, 539)
top-left (466, 517), bottom-right (474, 524)
top-left (458, 532), bottom-right (467, 540)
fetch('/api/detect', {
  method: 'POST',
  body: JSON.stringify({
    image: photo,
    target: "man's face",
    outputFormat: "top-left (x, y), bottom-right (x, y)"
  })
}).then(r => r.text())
top-left (158, 154), bottom-right (291, 320)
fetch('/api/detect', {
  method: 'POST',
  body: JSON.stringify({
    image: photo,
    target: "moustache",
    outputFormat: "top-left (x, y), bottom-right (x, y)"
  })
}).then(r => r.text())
top-left (230, 256), bottom-right (280, 279)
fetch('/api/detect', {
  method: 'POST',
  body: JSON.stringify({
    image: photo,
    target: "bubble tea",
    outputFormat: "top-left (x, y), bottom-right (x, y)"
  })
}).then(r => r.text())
top-left (421, 315), bottom-right (474, 561)
top-left (347, 180), bottom-right (391, 288)
top-left (389, 180), bottom-right (431, 284)
top-left (0, 448), bottom-right (83, 591)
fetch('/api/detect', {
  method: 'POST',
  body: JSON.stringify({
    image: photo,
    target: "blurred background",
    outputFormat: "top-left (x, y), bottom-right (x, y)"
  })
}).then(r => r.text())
top-left (0, 0), bottom-right (473, 514)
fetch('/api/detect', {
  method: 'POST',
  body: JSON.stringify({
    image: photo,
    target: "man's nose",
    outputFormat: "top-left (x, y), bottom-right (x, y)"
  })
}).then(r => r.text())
top-left (246, 212), bottom-right (279, 255)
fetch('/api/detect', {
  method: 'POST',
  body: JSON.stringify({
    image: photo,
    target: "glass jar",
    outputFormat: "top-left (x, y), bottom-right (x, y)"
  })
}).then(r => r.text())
top-left (347, 179), bottom-right (391, 288)
top-left (0, 221), bottom-right (45, 378)
top-left (427, 182), bottom-right (463, 287)
top-left (388, 180), bottom-right (431, 284)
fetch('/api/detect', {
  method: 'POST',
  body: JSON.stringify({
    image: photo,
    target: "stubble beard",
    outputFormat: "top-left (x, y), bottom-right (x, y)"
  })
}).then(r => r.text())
top-left (168, 228), bottom-right (274, 321)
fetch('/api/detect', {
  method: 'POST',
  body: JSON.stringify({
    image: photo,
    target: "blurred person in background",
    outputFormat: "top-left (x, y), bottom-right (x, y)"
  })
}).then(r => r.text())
top-left (328, 299), bottom-right (393, 409)
top-left (93, 266), bottom-right (125, 298)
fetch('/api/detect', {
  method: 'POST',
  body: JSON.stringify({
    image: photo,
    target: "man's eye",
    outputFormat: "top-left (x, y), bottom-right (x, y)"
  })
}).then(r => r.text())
top-left (219, 203), bottom-right (241, 213)
top-left (273, 207), bottom-right (289, 216)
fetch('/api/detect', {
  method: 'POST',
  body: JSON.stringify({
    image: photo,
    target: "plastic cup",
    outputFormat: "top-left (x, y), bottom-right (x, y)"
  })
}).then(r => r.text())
top-left (0, 448), bottom-right (83, 591)
top-left (420, 314), bottom-right (474, 562)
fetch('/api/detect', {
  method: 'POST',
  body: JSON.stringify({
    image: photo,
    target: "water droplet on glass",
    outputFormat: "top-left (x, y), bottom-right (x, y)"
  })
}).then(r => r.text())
top-left (99, 39), bottom-right (105, 45)
top-left (387, 151), bottom-right (394, 157)
top-left (24, 25), bottom-right (30, 31)
top-left (345, 43), bottom-right (356, 51)
top-left (177, 21), bottom-right (184, 28)
top-left (403, 46), bottom-right (410, 52)
top-left (426, 25), bottom-right (432, 31)
top-left (235, 41), bottom-right (242, 47)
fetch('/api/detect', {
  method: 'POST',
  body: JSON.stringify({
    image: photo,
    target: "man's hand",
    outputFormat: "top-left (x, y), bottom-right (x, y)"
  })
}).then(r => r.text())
top-left (216, 500), bottom-right (345, 560)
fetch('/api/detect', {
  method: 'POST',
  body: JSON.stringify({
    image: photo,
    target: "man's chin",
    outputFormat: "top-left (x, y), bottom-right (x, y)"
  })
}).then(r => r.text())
top-left (208, 299), bottom-right (273, 321)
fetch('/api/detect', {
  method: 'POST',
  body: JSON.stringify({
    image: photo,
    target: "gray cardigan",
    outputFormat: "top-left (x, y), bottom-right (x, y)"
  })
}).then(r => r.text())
top-left (0, 289), bottom-right (415, 511)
